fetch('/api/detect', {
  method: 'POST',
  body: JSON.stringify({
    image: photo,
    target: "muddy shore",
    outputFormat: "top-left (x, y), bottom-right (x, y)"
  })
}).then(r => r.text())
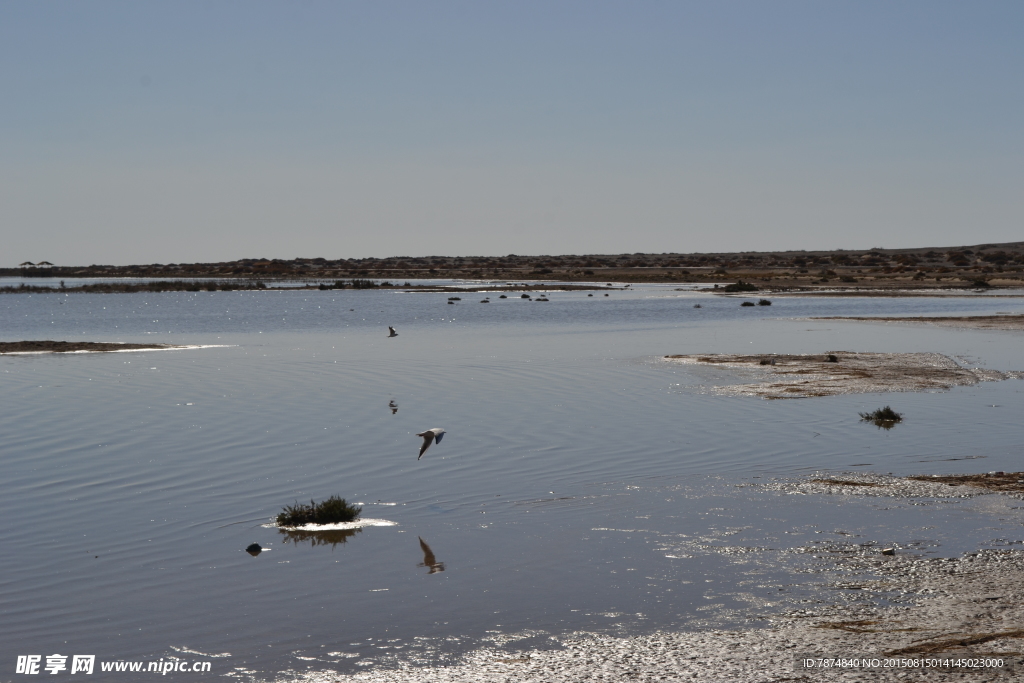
top-left (279, 473), bottom-right (1024, 683)
top-left (811, 314), bottom-right (1024, 331)
top-left (0, 341), bottom-right (184, 354)
top-left (663, 351), bottom-right (1023, 399)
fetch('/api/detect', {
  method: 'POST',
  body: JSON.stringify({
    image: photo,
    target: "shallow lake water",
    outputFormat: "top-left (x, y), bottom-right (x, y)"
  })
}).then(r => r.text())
top-left (2, 284), bottom-right (1023, 678)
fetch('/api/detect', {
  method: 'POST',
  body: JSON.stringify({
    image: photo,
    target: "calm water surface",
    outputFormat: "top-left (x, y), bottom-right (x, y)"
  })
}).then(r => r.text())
top-left (2, 285), bottom-right (1023, 678)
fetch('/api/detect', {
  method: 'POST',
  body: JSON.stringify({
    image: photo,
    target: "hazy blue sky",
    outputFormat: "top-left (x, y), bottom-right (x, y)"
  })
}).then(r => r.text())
top-left (2, 1), bottom-right (1022, 265)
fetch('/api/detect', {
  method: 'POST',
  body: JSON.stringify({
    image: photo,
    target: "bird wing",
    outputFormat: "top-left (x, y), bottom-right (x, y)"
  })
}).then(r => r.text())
top-left (416, 432), bottom-right (434, 459)
top-left (419, 537), bottom-right (436, 565)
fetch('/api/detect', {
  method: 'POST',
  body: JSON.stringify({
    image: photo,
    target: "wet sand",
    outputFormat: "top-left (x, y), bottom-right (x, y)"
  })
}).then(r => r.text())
top-left (283, 473), bottom-right (1024, 682)
top-left (663, 351), bottom-right (1023, 399)
top-left (0, 340), bottom-right (184, 354)
top-left (811, 314), bottom-right (1024, 330)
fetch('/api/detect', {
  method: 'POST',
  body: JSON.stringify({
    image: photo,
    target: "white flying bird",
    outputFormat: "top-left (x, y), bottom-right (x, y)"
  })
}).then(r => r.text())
top-left (416, 428), bottom-right (446, 460)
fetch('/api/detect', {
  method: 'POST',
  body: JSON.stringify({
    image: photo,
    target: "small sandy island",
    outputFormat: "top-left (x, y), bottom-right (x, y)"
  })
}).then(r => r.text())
top-left (0, 340), bottom-right (189, 354)
top-left (664, 351), bottom-right (1023, 398)
top-left (811, 314), bottom-right (1024, 330)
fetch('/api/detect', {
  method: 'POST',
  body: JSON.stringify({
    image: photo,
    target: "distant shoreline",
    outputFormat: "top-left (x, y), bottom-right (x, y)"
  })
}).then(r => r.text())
top-left (5, 239), bottom-right (1023, 291)
top-left (0, 280), bottom-right (620, 295)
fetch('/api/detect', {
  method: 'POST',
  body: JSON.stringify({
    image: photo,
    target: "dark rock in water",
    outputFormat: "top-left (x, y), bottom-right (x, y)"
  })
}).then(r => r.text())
top-left (741, 301), bottom-right (755, 307)
top-left (758, 299), bottom-right (772, 306)
top-left (521, 294), bottom-right (530, 298)
top-left (588, 294), bottom-right (593, 297)
top-left (499, 295), bottom-right (507, 298)
top-left (447, 300), bottom-right (454, 304)
top-left (480, 299), bottom-right (489, 303)
top-left (246, 543), bottom-right (263, 556)
top-left (448, 296), bottom-right (461, 301)
top-left (693, 304), bottom-right (701, 308)
top-left (826, 354), bottom-right (839, 362)
top-left (604, 293), bottom-right (609, 296)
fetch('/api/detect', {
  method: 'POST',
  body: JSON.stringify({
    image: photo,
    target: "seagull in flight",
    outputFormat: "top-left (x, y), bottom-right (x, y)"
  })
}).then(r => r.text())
top-left (416, 428), bottom-right (445, 460)
top-left (388, 326), bottom-right (398, 337)
top-left (417, 537), bottom-right (445, 574)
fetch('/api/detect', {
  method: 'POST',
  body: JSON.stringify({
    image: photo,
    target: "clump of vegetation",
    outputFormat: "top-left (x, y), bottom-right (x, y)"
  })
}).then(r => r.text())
top-left (825, 354), bottom-right (839, 362)
top-left (722, 280), bottom-right (758, 292)
top-left (276, 496), bottom-right (362, 526)
top-left (971, 279), bottom-right (991, 288)
top-left (860, 406), bottom-right (903, 429)
top-left (757, 299), bottom-right (772, 306)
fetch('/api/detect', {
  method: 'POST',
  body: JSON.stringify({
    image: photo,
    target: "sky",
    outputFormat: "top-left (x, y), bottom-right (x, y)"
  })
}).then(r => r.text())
top-left (2, 1), bottom-right (1022, 266)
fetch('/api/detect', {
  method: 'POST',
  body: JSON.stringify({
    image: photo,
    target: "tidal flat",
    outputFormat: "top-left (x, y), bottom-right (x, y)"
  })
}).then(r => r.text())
top-left (1, 281), bottom-right (1023, 680)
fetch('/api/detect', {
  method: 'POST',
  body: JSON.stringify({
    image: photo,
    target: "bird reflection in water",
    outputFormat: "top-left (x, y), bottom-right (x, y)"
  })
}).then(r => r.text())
top-left (417, 537), bottom-right (445, 574)
top-left (277, 527), bottom-right (361, 548)
top-left (389, 400), bottom-right (398, 414)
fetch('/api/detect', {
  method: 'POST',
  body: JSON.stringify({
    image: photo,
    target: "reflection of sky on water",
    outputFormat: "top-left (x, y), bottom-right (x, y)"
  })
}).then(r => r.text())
top-left (1, 285), bottom-right (1023, 677)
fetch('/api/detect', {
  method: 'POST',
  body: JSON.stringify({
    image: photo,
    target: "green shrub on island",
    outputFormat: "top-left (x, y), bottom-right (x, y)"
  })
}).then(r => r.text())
top-left (859, 406), bottom-right (903, 428)
top-left (722, 280), bottom-right (758, 292)
top-left (276, 496), bottom-right (362, 526)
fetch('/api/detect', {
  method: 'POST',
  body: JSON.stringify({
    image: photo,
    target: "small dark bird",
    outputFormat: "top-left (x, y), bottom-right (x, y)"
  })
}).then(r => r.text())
top-left (417, 537), bottom-right (445, 574)
top-left (416, 428), bottom-right (446, 459)
top-left (389, 400), bottom-right (398, 414)
top-left (388, 326), bottom-right (398, 337)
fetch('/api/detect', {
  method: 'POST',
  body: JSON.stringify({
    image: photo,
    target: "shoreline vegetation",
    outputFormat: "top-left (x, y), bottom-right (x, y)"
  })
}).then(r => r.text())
top-left (5, 239), bottom-right (1024, 294)
top-left (0, 279), bottom-right (618, 295)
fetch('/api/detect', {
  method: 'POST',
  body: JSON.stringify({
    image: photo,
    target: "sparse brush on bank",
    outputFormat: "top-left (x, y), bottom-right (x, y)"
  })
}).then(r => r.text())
top-left (276, 496), bottom-right (362, 526)
top-left (860, 406), bottom-right (903, 428)
top-left (722, 280), bottom-right (758, 292)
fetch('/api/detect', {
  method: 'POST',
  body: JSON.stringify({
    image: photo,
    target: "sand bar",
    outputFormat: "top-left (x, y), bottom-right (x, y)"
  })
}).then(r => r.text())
top-left (664, 351), bottom-right (1023, 399)
top-left (811, 314), bottom-right (1024, 330)
top-left (0, 340), bottom-right (191, 354)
